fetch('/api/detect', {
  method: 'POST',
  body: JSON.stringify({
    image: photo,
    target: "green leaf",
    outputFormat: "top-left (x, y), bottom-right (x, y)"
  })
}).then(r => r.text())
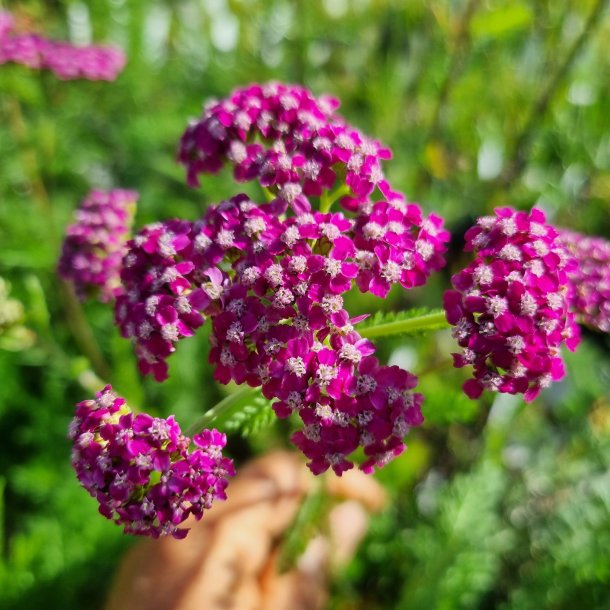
top-left (221, 394), bottom-right (276, 437)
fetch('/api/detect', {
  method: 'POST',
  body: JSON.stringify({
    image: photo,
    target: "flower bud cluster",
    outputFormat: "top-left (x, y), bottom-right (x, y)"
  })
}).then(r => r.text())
top-left (178, 83), bottom-right (396, 213)
top-left (444, 207), bottom-right (580, 401)
top-left (69, 385), bottom-right (234, 539)
top-left (559, 229), bottom-right (610, 333)
top-left (58, 189), bottom-right (138, 302)
top-left (0, 11), bottom-right (125, 80)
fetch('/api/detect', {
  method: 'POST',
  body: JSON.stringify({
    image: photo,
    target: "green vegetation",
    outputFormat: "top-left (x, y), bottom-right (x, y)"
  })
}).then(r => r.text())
top-left (1, 1), bottom-right (609, 608)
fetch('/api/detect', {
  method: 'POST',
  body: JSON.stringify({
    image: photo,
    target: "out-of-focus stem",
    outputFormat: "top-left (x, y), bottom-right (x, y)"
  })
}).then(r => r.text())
top-left (4, 96), bottom-right (52, 214)
top-left (427, 0), bottom-right (481, 142)
top-left (6, 94), bottom-right (113, 380)
top-left (415, 0), bottom-right (481, 190)
top-left (59, 280), bottom-right (112, 380)
top-left (416, 358), bottom-right (453, 378)
top-left (500, 0), bottom-right (609, 187)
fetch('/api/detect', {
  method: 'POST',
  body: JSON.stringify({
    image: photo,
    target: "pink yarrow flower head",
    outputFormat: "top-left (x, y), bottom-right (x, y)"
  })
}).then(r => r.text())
top-left (115, 219), bottom-right (225, 382)
top-left (559, 229), bottom-right (610, 333)
top-left (58, 189), bottom-right (138, 302)
top-left (190, 195), bottom-right (426, 475)
top-left (115, 192), bottom-right (437, 475)
top-left (42, 41), bottom-right (126, 81)
top-left (443, 207), bottom-right (580, 402)
top-left (69, 385), bottom-right (234, 539)
top-left (178, 82), bottom-right (394, 213)
top-left (282, 347), bottom-right (424, 476)
top-left (0, 11), bottom-right (125, 80)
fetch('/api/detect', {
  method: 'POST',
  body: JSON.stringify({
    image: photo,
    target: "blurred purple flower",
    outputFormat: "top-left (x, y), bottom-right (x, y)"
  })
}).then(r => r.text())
top-left (0, 10), bottom-right (125, 80)
top-left (559, 229), bottom-right (610, 333)
top-left (59, 189), bottom-right (138, 302)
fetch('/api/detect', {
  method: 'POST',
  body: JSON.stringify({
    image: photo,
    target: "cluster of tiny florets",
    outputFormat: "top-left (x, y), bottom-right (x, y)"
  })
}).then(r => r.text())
top-left (0, 11), bottom-right (125, 80)
top-left (114, 191), bottom-right (443, 474)
top-left (69, 385), bottom-right (234, 539)
top-left (197, 195), bottom-right (436, 474)
top-left (60, 79), bottom-right (608, 541)
top-left (115, 219), bottom-right (224, 381)
top-left (58, 189), bottom-right (137, 302)
top-left (444, 207), bottom-right (580, 402)
top-left (178, 82), bottom-right (397, 213)
top-left (559, 229), bottom-right (610, 333)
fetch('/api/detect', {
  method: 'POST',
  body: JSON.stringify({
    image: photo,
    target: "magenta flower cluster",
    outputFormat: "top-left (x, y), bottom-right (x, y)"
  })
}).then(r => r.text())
top-left (108, 82), bottom-right (451, 476)
top-left (0, 11), bottom-right (125, 80)
top-left (559, 229), bottom-right (610, 333)
top-left (59, 80), bottom-right (609, 538)
top-left (115, 219), bottom-right (219, 381)
top-left (444, 207), bottom-right (580, 402)
top-left (58, 189), bottom-right (138, 302)
top-left (179, 83), bottom-right (398, 214)
top-left (116, 191), bottom-right (447, 474)
top-left (69, 385), bottom-right (234, 538)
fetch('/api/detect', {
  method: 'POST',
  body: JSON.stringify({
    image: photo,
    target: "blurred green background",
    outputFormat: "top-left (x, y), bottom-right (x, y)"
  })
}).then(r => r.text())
top-left (1, 0), bottom-right (609, 608)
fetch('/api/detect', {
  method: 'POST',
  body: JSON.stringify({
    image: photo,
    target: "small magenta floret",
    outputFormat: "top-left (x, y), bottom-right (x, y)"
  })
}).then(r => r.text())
top-left (444, 207), bottom-right (580, 402)
top-left (69, 385), bottom-right (234, 539)
top-left (59, 189), bottom-right (138, 302)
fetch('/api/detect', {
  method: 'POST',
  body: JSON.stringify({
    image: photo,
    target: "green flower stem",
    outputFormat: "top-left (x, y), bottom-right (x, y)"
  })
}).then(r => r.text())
top-left (359, 310), bottom-right (449, 340)
top-left (4, 96), bottom-right (53, 215)
top-left (319, 184), bottom-right (351, 214)
top-left (186, 385), bottom-right (260, 436)
top-left (262, 187), bottom-right (276, 202)
top-left (7, 95), bottom-right (112, 381)
top-left (59, 280), bottom-right (112, 380)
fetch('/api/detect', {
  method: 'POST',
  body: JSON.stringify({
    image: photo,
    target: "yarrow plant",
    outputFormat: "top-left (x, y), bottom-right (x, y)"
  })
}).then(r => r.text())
top-left (0, 10), bottom-right (125, 81)
top-left (58, 81), bottom-right (608, 538)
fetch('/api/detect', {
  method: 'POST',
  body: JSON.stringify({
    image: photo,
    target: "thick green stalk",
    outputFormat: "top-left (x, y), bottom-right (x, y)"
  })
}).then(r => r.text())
top-left (359, 310), bottom-right (449, 339)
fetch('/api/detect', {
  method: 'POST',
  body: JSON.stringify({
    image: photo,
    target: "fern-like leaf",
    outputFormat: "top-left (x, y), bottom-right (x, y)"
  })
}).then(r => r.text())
top-left (222, 394), bottom-right (276, 437)
top-left (357, 307), bottom-right (448, 339)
